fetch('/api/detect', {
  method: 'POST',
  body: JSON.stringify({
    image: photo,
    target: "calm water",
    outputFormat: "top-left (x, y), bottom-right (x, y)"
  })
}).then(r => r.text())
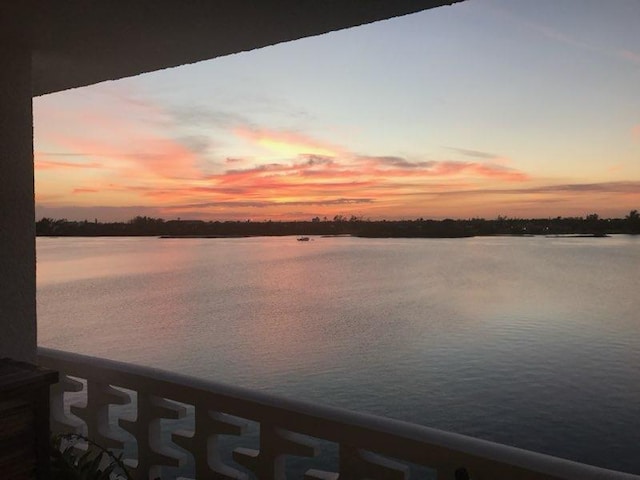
top-left (37, 235), bottom-right (640, 474)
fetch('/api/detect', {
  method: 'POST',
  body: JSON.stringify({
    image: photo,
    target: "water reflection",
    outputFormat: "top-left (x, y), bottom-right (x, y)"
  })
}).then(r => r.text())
top-left (37, 235), bottom-right (640, 473)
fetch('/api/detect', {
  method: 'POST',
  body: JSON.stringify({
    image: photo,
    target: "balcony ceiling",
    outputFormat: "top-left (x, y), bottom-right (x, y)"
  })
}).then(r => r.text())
top-left (2, 1), bottom-right (463, 96)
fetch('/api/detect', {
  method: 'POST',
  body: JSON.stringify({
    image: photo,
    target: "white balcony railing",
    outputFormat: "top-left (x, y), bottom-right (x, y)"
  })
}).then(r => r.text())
top-left (38, 347), bottom-right (639, 480)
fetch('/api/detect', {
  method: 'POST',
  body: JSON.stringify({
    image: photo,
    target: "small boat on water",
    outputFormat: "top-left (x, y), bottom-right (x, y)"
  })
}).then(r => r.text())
top-left (297, 236), bottom-right (310, 241)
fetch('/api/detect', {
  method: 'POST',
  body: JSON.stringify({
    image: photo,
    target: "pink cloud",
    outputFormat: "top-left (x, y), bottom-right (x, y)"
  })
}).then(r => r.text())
top-left (71, 152), bottom-right (531, 215)
top-left (34, 85), bottom-right (534, 221)
top-left (35, 157), bottom-right (103, 170)
top-left (632, 124), bottom-right (640, 140)
top-left (44, 133), bottom-right (203, 182)
top-left (35, 89), bottom-right (204, 183)
top-left (112, 155), bottom-right (527, 217)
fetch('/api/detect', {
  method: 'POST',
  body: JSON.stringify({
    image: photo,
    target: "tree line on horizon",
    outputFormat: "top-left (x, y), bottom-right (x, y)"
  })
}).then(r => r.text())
top-left (36, 210), bottom-right (640, 237)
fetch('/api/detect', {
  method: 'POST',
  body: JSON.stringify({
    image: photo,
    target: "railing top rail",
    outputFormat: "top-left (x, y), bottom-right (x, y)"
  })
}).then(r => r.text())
top-left (38, 346), bottom-right (640, 480)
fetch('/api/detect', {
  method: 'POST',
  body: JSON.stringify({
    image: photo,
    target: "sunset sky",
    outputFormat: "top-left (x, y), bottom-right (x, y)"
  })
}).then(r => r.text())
top-left (34, 0), bottom-right (640, 222)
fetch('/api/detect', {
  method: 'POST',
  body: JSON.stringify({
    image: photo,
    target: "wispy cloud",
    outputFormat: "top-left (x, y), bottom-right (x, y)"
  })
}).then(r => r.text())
top-left (72, 188), bottom-right (99, 194)
top-left (491, 5), bottom-right (640, 67)
top-left (618, 50), bottom-right (640, 65)
top-left (35, 85), bottom-right (537, 221)
top-left (424, 181), bottom-right (640, 197)
top-left (533, 24), bottom-right (597, 53)
top-left (176, 135), bottom-right (212, 155)
top-left (357, 156), bottom-right (528, 181)
top-left (35, 93), bottom-right (206, 181)
top-left (167, 197), bottom-right (373, 210)
top-left (445, 147), bottom-right (499, 159)
top-left (168, 105), bottom-right (251, 130)
top-left (358, 156), bottom-right (434, 169)
top-left (35, 158), bottom-right (103, 170)
top-left (38, 179), bottom-right (640, 222)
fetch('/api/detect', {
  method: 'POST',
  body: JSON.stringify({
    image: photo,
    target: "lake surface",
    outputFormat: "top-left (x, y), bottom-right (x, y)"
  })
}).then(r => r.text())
top-left (37, 235), bottom-right (640, 474)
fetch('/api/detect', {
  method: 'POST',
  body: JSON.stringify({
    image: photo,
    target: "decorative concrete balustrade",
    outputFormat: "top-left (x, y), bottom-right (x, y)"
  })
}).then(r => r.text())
top-left (38, 347), bottom-right (639, 480)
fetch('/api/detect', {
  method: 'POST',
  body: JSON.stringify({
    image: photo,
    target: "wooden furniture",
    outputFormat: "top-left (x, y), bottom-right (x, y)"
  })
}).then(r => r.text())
top-left (0, 358), bottom-right (58, 480)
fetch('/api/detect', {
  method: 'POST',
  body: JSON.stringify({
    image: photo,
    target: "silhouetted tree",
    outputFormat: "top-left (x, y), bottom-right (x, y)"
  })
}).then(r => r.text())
top-left (626, 209), bottom-right (640, 233)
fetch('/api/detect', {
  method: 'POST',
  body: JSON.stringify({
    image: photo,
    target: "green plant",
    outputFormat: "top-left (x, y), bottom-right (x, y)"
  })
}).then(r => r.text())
top-left (50, 433), bottom-right (132, 480)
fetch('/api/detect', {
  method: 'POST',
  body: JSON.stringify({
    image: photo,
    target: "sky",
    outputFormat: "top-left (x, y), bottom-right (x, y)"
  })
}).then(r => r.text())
top-left (33, 0), bottom-right (640, 222)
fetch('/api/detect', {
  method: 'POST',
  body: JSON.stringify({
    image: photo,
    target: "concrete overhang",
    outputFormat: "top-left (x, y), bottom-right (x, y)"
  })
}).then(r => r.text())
top-left (2, 1), bottom-right (463, 97)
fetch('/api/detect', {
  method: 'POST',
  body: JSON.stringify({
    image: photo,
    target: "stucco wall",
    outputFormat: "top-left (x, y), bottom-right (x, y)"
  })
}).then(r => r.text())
top-left (0, 43), bottom-right (36, 362)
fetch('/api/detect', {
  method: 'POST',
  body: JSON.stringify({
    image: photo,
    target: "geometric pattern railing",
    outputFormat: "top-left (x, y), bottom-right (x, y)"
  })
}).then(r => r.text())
top-left (38, 347), bottom-right (640, 480)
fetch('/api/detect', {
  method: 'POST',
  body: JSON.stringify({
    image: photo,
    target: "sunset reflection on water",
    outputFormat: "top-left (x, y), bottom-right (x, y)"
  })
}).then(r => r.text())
top-left (37, 235), bottom-right (640, 474)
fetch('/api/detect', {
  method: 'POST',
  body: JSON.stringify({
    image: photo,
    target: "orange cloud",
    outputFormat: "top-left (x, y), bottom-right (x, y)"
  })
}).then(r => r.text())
top-left (470, 163), bottom-right (529, 181)
top-left (73, 188), bottom-right (99, 194)
top-left (36, 179), bottom-right (640, 222)
top-left (107, 153), bottom-right (529, 220)
top-left (35, 157), bottom-right (103, 170)
top-left (39, 148), bottom-right (531, 220)
top-left (35, 86), bottom-right (536, 221)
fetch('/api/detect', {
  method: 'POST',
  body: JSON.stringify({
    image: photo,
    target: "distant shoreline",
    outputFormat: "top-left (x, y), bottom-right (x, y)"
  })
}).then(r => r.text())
top-left (36, 214), bottom-right (639, 238)
top-left (159, 234), bottom-right (250, 239)
top-left (37, 232), bottom-right (618, 240)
